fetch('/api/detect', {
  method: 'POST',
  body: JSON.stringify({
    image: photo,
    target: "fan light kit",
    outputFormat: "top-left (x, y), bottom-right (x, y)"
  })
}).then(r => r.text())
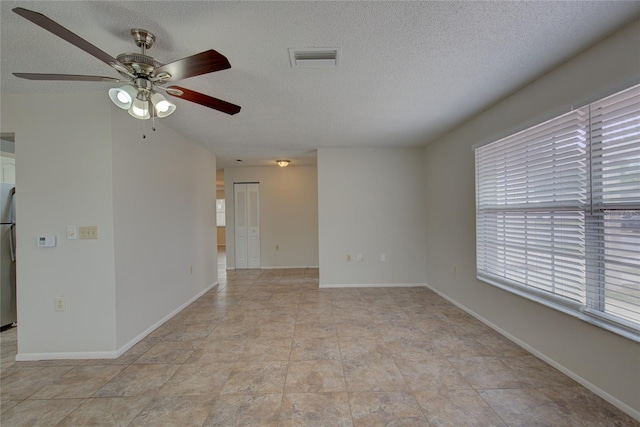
top-left (276, 160), bottom-right (290, 168)
top-left (12, 8), bottom-right (241, 122)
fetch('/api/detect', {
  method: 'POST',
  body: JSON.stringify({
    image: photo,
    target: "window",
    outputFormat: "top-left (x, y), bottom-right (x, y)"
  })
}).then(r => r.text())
top-left (475, 84), bottom-right (640, 341)
top-left (216, 199), bottom-right (226, 227)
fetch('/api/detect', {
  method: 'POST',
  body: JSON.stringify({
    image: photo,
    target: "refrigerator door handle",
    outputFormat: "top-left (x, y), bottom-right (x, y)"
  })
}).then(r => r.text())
top-left (9, 223), bottom-right (15, 262)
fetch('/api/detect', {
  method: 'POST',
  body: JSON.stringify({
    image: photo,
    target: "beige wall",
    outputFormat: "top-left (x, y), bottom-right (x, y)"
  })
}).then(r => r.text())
top-left (423, 18), bottom-right (640, 416)
top-left (112, 108), bottom-right (217, 348)
top-left (2, 92), bottom-right (218, 358)
top-left (317, 147), bottom-right (426, 287)
top-left (224, 165), bottom-right (318, 269)
top-left (3, 92), bottom-right (117, 357)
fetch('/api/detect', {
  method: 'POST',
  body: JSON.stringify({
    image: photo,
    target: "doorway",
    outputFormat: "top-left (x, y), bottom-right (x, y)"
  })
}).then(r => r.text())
top-left (234, 182), bottom-right (260, 268)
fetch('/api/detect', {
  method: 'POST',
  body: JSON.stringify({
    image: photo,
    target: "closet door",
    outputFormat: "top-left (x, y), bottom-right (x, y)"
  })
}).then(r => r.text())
top-left (234, 183), bottom-right (260, 269)
top-left (246, 183), bottom-right (261, 268)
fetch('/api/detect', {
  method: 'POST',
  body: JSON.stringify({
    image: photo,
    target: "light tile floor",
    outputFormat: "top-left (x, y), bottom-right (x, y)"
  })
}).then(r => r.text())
top-left (1, 259), bottom-right (638, 426)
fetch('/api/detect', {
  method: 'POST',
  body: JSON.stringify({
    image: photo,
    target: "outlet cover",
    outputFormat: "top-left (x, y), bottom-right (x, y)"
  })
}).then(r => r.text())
top-left (79, 226), bottom-right (98, 239)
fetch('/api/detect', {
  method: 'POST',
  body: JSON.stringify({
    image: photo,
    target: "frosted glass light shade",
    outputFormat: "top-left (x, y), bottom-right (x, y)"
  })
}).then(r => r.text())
top-left (128, 98), bottom-right (150, 120)
top-left (108, 85), bottom-right (137, 109)
top-left (150, 93), bottom-right (176, 118)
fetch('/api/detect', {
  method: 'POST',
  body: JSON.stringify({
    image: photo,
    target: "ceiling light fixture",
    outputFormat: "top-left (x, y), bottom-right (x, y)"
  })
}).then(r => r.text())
top-left (109, 83), bottom-right (176, 120)
top-left (276, 160), bottom-right (290, 168)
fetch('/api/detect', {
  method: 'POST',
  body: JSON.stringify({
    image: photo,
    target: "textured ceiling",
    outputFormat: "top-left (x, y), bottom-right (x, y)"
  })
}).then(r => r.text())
top-left (2, 1), bottom-right (640, 169)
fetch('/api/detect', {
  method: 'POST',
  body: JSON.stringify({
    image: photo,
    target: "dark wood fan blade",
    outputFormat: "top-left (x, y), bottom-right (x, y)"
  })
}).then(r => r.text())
top-left (13, 8), bottom-right (120, 68)
top-left (14, 73), bottom-right (120, 82)
top-left (166, 86), bottom-right (241, 115)
top-left (153, 50), bottom-right (231, 82)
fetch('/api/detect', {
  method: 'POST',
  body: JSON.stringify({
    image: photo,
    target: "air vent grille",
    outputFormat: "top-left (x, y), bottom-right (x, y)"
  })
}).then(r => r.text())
top-left (289, 48), bottom-right (341, 68)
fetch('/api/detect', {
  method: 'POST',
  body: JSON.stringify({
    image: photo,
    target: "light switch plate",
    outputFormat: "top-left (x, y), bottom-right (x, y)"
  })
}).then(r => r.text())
top-left (67, 225), bottom-right (77, 240)
top-left (79, 226), bottom-right (98, 239)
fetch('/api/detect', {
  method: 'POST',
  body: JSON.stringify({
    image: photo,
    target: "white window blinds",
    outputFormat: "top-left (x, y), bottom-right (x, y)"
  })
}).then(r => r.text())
top-left (475, 83), bottom-right (640, 339)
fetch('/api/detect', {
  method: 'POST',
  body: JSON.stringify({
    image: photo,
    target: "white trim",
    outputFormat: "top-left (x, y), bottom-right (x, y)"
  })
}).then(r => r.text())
top-left (115, 281), bottom-right (218, 357)
top-left (15, 350), bottom-right (118, 361)
top-left (261, 265), bottom-right (319, 269)
top-left (15, 281), bottom-right (219, 362)
top-left (319, 282), bottom-right (426, 289)
top-left (424, 283), bottom-right (640, 422)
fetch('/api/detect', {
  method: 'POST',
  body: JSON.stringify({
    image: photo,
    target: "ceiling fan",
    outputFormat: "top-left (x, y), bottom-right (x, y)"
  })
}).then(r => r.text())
top-left (11, 7), bottom-right (241, 120)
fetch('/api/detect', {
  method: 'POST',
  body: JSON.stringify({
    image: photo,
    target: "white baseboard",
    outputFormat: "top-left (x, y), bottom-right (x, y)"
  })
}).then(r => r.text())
top-left (261, 265), bottom-right (319, 269)
top-left (319, 282), bottom-right (426, 288)
top-left (15, 281), bottom-right (219, 362)
top-left (15, 350), bottom-right (118, 361)
top-left (115, 281), bottom-right (219, 357)
top-left (424, 283), bottom-right (640, 422)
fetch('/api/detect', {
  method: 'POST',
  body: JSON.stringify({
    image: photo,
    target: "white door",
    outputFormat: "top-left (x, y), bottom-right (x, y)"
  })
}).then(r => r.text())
top-left (246, 183), bottom-right (260, 268)
top-left (234, 183), bottom-right (260, 269)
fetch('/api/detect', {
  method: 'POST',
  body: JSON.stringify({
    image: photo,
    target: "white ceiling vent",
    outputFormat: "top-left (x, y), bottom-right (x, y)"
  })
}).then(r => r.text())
top-left (289, 48), bottom-right (341, 68)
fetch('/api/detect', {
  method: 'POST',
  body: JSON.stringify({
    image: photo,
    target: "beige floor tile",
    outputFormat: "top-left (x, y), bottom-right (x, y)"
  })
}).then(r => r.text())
top-left (478, 388), bottom-right (583, 426)
top-left (339, 337), bottom-right (393, 362)
top-left (343, 359), bottom-right (407, 392)
top-left (0, 398), bottom-right (85, 427)
top-left (414, 389), bottom-right (507, 427)
top-left (93, 363), bottom-right (180, 397)
top-left (500, 355), bottom-right (579, 388)
top-left (395, 357), bottom-right (471, 391)
top-left (335, 319), bottom-right (381, 338)
top-left (129, 395), bottom-right (214, 426)
top-left (161, 322), bottom-right (216, 341)
top-left (56, 396), bottom-right (153, 426)
top-left (203, 393), bottom-right (282, 427)
top-left (1, 263), bottom-right (634, 426)
top-left (0, 400), bottom-right (20, 415)
top-left (475, 333), bottom-right (530, 357)
top-left (280, 392), bottom-right (353, 427)
top-left (536, 387), bottom-right (640, 427)
top-left (0, 366), bottom-right (74, 401)
top-left (294, 320), bottom-right (337, 338)
top-left (383, 336), bottom-right (442, 360)
top-left (447, 356), bottom-right (532, 389)
top-left (285, 360), bottom-right (346, 393)
top-left (134, 340), bottom-right (201, 364)
top-left (252, 320), bottom-right (296, 339)
top-left (221, 362), bottom-right (288, 394)
top-left (429, 335), bottom-right (494, 358)
top-left (291, 336), bottom-right (341, 361)
top-left (349, 391), bottom-right (429, 426)
top-left (157, 362), bottom-right (234, 396)
top-left (185, 338), bottom-right (245, 363)
top-left (30, 365), bottom-right (125, 399)
top-left (238, 337), bottom-right (292, 362)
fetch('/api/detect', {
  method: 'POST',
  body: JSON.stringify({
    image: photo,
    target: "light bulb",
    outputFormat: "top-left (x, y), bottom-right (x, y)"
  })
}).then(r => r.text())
top-left (155, 100), bottom-right (170, 112)
top-left (128, 98), bottom-right (150, 120)
top-left (116, 91), bottom-right (130, 104)
top-left (108, 85), bottom-right (136, 109)
top-left (150, 93), bottom-right (176, 118)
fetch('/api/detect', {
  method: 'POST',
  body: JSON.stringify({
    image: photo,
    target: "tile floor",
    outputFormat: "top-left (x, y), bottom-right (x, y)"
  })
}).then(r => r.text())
top-left (1, 254), bottom-right (638, 426)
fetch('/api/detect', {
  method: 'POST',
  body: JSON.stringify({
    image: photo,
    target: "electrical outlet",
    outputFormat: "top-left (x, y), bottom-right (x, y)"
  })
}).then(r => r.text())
top-left (357, 254), bottom-right (363, 262)
top-left (79, 226), bottom-right (98, 239)
top-left (55, 296), bottom-right (66, 312)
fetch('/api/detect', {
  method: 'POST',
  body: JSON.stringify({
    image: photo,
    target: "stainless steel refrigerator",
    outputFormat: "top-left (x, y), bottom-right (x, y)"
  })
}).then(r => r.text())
top-left (1, 183), bottom-right (16, 329)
